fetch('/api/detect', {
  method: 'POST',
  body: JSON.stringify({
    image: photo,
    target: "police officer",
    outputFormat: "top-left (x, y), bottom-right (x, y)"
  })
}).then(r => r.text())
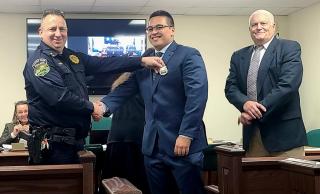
top-left (23, 9), bottom-right (163, 164)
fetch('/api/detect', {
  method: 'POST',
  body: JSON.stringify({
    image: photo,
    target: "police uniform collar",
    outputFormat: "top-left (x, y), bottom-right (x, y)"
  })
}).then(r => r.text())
top-left (40, 41), bottom-right (65, 57)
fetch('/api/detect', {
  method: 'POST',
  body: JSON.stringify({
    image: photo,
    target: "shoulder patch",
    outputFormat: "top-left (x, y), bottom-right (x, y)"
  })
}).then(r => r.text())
top-left (32, 58), bottom-right (50, 77)
top-left (69, 54), bottom-right (80, 64)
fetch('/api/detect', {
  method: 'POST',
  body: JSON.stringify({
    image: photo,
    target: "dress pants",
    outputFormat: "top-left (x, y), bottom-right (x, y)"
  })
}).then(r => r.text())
top-left (246, 128), bottom-right (305, 157)
top-left (144, 149), bottom-right (205, 194)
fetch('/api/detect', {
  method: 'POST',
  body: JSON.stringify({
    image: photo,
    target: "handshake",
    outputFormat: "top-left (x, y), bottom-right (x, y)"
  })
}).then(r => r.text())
top-left (91, 101), bottom-right (105, 121)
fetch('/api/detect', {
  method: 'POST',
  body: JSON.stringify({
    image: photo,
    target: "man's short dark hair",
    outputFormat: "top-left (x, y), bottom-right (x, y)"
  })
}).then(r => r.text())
top-left (149, 10), bottom-right (174, 27)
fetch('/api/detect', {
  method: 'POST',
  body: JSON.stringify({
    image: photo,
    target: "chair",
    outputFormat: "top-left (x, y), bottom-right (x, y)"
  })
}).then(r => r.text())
top-left (92, 117), bottom-right (112, 130)
top-left (89, 117), bottom-right (112, 144)
top-left (102, 177), bottom-right (142, 194)
top-left (306, 129), bottom-right (320, 147)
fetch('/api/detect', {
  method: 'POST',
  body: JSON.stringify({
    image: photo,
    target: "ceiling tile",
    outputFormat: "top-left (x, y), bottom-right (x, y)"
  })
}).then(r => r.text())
top-left (41, 0), bottom-right (95, 6)
top-left (0, 5), bottom-right (41, 13)
top-left (145, 0), bottom-right (195, 8)
top-left (191, 0), bottom-right (320, 8)
top-left (0, 0), bottom-right (39, 6)
top-left (0, 0), bottom-right (318, 15)
top-left (40, 5), bottom-right (93, 13)
top-left (92, 6), bottom-right (142, 13)
top-left (139, 6), bottom-right (189, 15)
top-left (184, 7), bottom-right (249, 16)
top-left (95, 0), bottom-right (148, 6)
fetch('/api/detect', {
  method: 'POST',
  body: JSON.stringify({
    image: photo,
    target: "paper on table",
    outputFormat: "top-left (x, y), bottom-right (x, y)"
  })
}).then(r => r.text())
top-left (2, 144), bottom-right (12, 151)
top-left (304, 146), bottom-right (320, 151)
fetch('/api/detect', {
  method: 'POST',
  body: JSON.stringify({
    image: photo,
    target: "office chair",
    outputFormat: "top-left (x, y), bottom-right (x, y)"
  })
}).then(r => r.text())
top-left (307, 129), bottom-right (320, 147)
top-left (89, 117), bottom-right (112, 144)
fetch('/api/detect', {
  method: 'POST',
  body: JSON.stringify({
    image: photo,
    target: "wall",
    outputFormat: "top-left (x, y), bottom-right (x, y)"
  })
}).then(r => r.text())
top-left (0, 14), bottom-right (27, 129)
top-left (0, 13), bottom-right (289, 143)
top-left (288, 3), bottom-right (320, 131)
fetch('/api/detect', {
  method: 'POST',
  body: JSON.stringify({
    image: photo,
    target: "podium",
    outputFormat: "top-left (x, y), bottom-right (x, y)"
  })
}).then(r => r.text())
top-left (207, 144), bottom-right (320, 194)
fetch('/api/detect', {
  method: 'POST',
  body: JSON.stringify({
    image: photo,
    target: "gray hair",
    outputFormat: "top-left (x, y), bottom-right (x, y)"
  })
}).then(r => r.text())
top-left (249, 9), bottom-right (275, 26)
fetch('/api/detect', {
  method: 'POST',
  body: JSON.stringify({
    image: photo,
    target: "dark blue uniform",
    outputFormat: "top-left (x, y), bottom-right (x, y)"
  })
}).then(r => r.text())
top-left (23, 41), bottom-right (142, 164)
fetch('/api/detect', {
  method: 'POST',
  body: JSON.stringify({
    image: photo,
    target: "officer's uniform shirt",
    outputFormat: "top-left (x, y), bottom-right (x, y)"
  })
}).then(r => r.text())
top-left (23, 41), bottom-right (142, 139)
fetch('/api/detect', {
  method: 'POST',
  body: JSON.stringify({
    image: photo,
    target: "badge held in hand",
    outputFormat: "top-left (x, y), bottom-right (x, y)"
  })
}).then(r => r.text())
top-left (159, 66), bottom-right (168, 75)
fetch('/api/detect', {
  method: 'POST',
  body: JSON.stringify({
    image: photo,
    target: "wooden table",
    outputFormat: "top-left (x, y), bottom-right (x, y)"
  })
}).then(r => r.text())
top-left (0, 150), bottom-right (29, 166)
top-left (305, 146), bottom-right (320, 156)
top-left (212, 145), bottom-right (320, 194)
top-left (0, 150), bottom-right (95, 194)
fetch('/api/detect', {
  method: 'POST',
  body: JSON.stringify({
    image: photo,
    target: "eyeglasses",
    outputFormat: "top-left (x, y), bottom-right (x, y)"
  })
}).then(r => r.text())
top-left (146, 24), bottom-right (172, 33)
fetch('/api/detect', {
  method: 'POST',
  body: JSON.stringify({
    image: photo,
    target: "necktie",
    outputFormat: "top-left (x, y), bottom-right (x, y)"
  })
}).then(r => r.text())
top-left (247, 46), bottom-right (263, 100)
top-left (155, 52), bottom-right (163, 57)
top-left (153, 52), bottom-right (163, 82)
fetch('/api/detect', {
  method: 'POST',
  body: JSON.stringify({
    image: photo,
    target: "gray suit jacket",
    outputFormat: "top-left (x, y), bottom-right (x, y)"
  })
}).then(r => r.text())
top-left (0, 123), bottom-right (19, 146)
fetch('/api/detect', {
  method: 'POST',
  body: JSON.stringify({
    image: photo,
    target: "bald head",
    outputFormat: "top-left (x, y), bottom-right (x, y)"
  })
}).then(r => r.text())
top-left (248, 9), bottom-right (276, 45)
top-left (249, 10), bottom-right (275, 26)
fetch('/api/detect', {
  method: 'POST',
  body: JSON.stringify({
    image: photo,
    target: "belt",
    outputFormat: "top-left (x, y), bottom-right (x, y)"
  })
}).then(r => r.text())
top-left (50, 127), bottom-right (76, 137)
top-left (51, 134), bottom-right (76, 145)
top-left (30, 126), bottom-right (77, 145)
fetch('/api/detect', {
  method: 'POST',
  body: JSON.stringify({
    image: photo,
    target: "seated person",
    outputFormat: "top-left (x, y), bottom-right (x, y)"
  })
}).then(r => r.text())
top-left (0, 100), bottom-right (29, 146)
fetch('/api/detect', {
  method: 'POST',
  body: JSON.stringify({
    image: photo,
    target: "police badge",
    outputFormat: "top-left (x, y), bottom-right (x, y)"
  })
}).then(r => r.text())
top-left (159, 66), bottom-right (168, 76)
top-left (69, 55), bottom-right (79, 64)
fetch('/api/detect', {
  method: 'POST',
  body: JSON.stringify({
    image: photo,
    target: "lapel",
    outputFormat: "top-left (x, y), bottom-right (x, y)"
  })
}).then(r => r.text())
top-left (240, 46), bottom-right (254, 90)
top-left (142, 48), bottom-right (157, 87)
top-left (151, 41), bottom-right (178, 94)
top-left (256, 37), bottom-right (278, 96)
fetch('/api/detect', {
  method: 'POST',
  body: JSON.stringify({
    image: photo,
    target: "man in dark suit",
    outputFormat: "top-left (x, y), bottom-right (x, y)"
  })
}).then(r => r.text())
top-left (225, 9), bottom-right (307, 157)
top-left (96, 10), bottom-right (208, 194)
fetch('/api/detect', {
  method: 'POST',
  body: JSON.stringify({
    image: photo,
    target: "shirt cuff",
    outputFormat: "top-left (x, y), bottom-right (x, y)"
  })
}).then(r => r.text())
top-left (101, 102), bottom-right (106, 113)
top-left (10, 132), bottom-right (17, 139)
top-left (101, 102), bottom-right (111, 117)
top-left (179, 135), bottom-right (193, 140)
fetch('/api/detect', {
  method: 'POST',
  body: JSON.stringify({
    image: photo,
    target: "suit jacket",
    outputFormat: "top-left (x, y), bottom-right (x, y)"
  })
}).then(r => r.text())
top-left (107, 94), bottom-right (145, 145)
top-left (102, 41), bottom-right (208, 156)
top-left (0, 123), bottom-right (19, 146)
top-left (225, 37), bottom-right (307, 152)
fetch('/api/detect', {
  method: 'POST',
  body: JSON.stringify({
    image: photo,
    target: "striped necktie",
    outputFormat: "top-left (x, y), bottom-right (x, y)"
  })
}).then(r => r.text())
top-left (155, 52), bottom-right (163, 57)
top-left (152, 52), bottom-right (163, 81)
top-left (247, 46), bottom-right (263, 100)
